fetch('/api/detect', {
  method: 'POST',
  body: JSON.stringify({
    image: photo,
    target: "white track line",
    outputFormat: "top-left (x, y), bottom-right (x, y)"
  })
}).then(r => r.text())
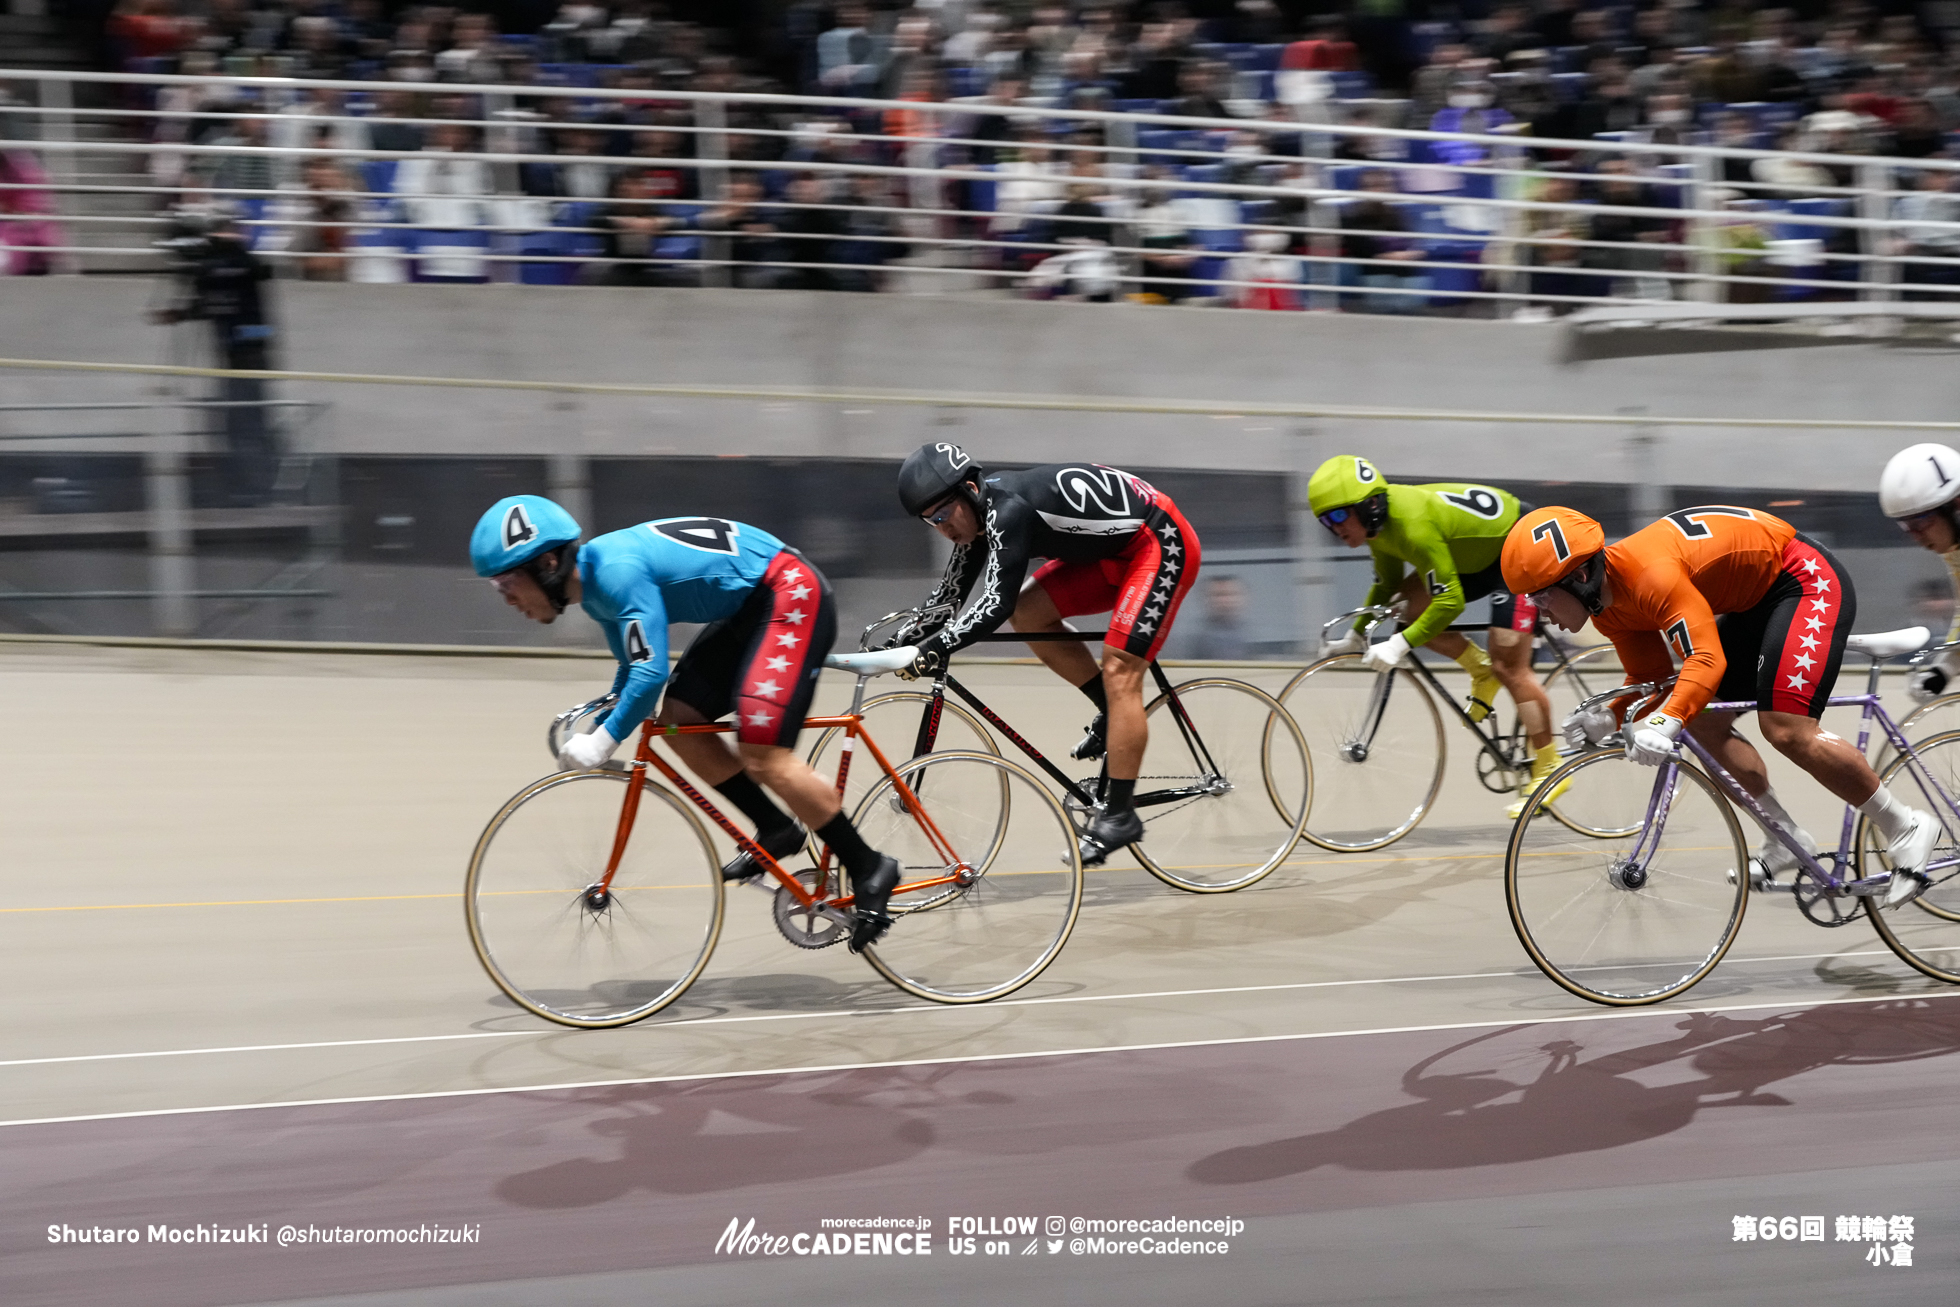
top-left (0, 949), bottom-right (1908, 1071)
top-left (4, 986), bottom-right (1957, 1131)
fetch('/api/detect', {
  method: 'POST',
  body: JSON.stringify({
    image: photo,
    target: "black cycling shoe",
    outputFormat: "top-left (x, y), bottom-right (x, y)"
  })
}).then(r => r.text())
top-left (1070, 713), bottom-right (1108, 762)
top-left (720, 824), bottom-right (807, 884)
top-left (1078, 807), bottom-right (1144, 867)
top-left (848, 855), bottom-right (902, 953)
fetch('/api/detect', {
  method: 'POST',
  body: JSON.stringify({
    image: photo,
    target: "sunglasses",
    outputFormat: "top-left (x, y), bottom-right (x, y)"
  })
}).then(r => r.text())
top-left (1899, 511), bottom-right (1944, 533)
top-left (1317, 506), bottom-right (1356, 530)
top-left (922, 497), bottom-right (961, 526)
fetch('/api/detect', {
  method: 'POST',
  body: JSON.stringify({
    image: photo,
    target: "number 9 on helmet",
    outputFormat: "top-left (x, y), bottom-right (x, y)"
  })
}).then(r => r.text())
top-left (1502, 506), bottom-right (1606, 608)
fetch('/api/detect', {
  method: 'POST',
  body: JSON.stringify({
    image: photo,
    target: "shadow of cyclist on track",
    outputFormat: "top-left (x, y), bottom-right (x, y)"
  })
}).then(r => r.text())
top-left (1185, 998), bottom-right (1960, 1185)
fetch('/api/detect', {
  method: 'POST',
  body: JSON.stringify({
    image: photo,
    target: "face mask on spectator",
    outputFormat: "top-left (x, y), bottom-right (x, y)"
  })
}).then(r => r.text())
top-left (1247, 230), bottom-right (1287, 252)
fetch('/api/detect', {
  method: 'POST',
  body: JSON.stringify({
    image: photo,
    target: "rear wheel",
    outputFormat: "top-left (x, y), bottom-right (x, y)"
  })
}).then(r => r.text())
top-left (804, 690), bottom-right (998, 861)
top-left (1124, 678), bottom-right (1310, 892)
top-left (1858, 730), bottom-right (1960, 983)
top-left (851, 750), bottom-right (1084, 1003)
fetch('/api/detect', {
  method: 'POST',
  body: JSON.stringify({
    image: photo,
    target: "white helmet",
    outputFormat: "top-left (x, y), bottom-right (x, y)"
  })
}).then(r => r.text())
top-left (1879, 443), bottom-right (1960, 519)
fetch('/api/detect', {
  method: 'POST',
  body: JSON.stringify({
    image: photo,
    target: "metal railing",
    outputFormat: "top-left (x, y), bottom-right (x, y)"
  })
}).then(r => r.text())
top-left (5, 68), bottom-right (1960, 316)
top-left (0, 393), bottom-right (336, 637)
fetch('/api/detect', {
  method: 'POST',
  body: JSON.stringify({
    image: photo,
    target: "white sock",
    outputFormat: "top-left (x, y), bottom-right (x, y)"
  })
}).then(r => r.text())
top-left (1859, 785), bottom-right (1915, 844)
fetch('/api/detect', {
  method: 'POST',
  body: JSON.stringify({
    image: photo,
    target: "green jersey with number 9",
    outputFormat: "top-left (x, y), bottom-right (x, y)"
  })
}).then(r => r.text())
top-left (1360, 482), bottom-right (1523, 647)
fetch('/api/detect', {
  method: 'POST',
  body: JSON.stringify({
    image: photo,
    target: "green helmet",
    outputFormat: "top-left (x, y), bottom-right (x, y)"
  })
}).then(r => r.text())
top-left (1308, 455), bottom-right (1390, 536)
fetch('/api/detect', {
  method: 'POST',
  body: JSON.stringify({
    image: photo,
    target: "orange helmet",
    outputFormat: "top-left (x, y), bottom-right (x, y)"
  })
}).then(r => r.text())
top-left (1503, 507), bottom-right (1606, 608)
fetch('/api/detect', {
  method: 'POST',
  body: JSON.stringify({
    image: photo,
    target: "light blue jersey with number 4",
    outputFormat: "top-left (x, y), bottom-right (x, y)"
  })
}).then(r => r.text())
top-left (576, 517), bottom-right (787, 737)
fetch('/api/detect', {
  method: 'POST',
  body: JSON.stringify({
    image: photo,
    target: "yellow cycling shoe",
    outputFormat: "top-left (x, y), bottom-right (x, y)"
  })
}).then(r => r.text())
top-left (1506, 743), bottom-right (1569, 819)
top-left (1465, 670), bottom-right (1503, 724)
top-left (1505, 769), bottom-right (1573, 820)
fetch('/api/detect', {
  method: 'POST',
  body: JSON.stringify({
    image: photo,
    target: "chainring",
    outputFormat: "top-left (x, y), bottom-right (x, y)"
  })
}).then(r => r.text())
top-left (1792, 868), bottom-right (1866, 927)
top-left (1474, 733), bottom-right (1526, 794)
top-left (772, 870), bottom-right (853, 949)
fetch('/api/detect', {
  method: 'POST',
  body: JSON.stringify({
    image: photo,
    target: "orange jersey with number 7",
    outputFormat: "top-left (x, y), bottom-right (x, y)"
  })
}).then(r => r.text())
top-left (1593, 507), bottom-right (1798, 723)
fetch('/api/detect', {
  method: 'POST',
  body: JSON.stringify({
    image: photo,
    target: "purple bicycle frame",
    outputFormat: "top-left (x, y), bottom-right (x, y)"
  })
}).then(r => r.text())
top-left (1628, 659), bottom-right (1960, 899)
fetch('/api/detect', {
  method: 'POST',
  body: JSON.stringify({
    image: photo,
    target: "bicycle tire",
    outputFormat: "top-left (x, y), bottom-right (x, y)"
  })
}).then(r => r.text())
top-left (804, 690), bottom-right (999, 860)
top-left (1858, 729), bottom-right (1960, 982)
top-left (852, 750), bottom-right (1083, 1003)
top-left (1506, 749), bottom-right (1749, 1006)
top-left (1122, 677), bottom-right (1310, 892)
top-left (1276, 653), bottom-right (1445, 852)
top-left (1539, 643), bottom-right (1632, 838)
top-left (464, 768), bottom-right (725, 1028)
top-left (1879, 693), bottom-right (1960, 772)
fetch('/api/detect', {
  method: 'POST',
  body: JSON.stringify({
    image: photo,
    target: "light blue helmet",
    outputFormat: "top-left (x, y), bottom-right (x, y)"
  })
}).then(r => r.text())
top-left (470, 495), bottom-right (581, 578)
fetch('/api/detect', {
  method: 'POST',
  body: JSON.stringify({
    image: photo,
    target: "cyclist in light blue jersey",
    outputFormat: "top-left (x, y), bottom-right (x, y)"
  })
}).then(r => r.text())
top-left (471, 495), bottom-right (900, 950)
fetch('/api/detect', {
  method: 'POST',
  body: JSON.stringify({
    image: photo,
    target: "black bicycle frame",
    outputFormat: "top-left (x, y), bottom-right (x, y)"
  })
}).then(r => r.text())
top-left (906, 630), bottom-right (1222, 812)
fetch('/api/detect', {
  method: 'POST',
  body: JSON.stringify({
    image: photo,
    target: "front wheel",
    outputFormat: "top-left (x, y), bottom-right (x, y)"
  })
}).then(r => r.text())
top-left (465, 769), bottom-right (725, 1028)
top-left (1506, 749), bottom-right (1748, 1005)
top-left (1276, 654), bottom-right (1444, 852)
top-left (1858, 729), bottom-right (1960, 983)
top-left (850, 750), bottom-right (1084, 1003)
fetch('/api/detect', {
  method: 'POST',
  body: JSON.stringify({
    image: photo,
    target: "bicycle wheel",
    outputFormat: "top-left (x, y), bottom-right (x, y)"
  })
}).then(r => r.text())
top-left (465, 768), bottom-right (725, 1028)
top-left (1276, 654), bottom-right (1445, 852)
top-left (804, 690), bottom-right (999, 858)
top-left (1124, 678), bottom-right (1310, 892)
top-left (1858, 730), bottom-right (1960, 983)
top-left (1541, 642), bottom-right (1624, 722)
top-left (1879, 693), bottom-right (1960, 771)
top-left (1540, 643), bottom-right (1639, 839)
top-left (1506, 750), bottom-right (1749, 1005)
top-left (851, 750), bottom-right (1083, 1003)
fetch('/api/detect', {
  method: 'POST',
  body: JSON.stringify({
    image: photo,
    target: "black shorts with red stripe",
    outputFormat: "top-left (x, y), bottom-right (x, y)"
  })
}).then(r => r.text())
top-left (1032, 496), bottom-right (1202, 660)
top-left (666, 549), bottom-right (837, 746)
top-left (1713, 532), bottom-right (1855, 719)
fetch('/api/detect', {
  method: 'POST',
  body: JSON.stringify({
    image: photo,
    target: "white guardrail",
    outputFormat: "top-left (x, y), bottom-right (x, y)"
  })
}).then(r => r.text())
top-left (4, 68), bottom-right (1960, 313)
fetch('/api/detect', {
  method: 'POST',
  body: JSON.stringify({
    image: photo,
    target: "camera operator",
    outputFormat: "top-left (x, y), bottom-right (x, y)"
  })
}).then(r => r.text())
top-left (152, 209), bottom-right (280, 507)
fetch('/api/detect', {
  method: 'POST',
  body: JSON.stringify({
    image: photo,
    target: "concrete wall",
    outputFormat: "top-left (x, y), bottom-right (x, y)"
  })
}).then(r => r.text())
top-left (4, 278), bottom-right (1955, 646)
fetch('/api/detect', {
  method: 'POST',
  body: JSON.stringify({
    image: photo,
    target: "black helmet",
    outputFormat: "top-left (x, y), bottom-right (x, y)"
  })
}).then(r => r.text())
top-left (898, 441), bottom-right (985, 517)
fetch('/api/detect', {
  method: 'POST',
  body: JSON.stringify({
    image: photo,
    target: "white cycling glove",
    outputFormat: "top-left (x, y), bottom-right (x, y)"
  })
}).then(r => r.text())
top-left (1323, 629), bottom-right (1367, 658)
top-left (1561, 704), bottom-right (1617, 751)
top-left (1908, 664), bottom-right (1951, 704)
top-left (1360, 632), bottom-right (1411, 674)
top-left (557, 725), bottom-right (620, 771)
top-left (1624, 713), bottom-right (1684, 768)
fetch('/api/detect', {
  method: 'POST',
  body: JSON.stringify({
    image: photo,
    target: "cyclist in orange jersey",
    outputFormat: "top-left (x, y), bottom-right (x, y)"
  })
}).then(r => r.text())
top-left (1502, 504), bottom-right (1937, 907)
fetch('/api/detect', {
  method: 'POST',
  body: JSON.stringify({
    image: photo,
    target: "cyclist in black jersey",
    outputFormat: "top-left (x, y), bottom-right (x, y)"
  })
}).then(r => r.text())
top-left (895, 442), bottom-right (1203, 865)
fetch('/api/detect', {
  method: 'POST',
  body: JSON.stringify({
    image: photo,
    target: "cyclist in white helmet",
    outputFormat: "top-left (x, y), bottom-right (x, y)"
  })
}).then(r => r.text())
top-left (1880, 443), bottom-right (1960, 700)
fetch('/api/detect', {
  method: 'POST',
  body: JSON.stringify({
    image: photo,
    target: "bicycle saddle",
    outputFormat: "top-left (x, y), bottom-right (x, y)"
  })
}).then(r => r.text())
top-left (1845, 627), bottom-right (1931, 661)
top-left (824, 646), bottom-right (918, 676)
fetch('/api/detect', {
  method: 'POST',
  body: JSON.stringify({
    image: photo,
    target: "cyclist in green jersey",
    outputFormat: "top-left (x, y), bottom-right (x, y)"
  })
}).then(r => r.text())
top-left (1309, 455), bottom-right (1562, 817)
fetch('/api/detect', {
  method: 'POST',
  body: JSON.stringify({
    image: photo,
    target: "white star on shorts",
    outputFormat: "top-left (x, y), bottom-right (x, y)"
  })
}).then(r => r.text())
top-left (1814, 577), bottom-right (1831, 593)
top-left (1798, 633), bottom-right (1820, 651)
top-left (1798, 556), bottom-right (1822, 575)
top-left (1787, 673), bottom-right (1809, 691)
top-left (1792, 653), bottom-right (1816, 672)
top-left (789, 585), bottom-right (812, 600)
top-left (1811, 598), bottom-right (1831, 615)
top-left (765, 655), bottom-right (792, 672)
top-left (784, 608), bottom-right (807, 626)
top-left (751, 679), bottom-right (782, 699)
top-left (746, 709), bottom-right (775, 729)
top-left (776, 632), bottom-right (800, 648)
top-left (1158, 525), bottom-right (1177, 541)
top-left (784, 568), bottom-right (803, 584)
top-left (1804, 615), bottom-right (1824, 632)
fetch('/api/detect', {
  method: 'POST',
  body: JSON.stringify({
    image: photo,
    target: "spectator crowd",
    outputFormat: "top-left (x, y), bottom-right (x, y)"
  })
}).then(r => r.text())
top-left (16, 0), bottom-right (1960, 309)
